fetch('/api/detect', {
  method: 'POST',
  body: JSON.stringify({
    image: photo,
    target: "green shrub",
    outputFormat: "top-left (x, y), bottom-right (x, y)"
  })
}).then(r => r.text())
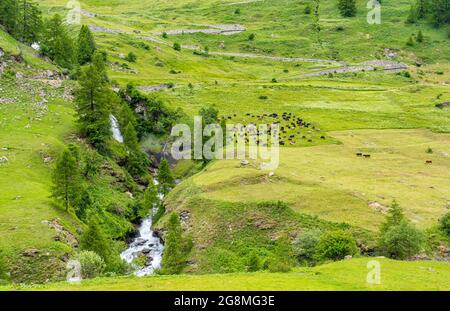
top-left (78, 251), bottom-right (105, 279)
top-left (379, 220), bottom-right (423, 259)
top-left (426, 146), bottom-right (433, 154)
top-left (417, 30), bottom-right (424, 43)
top-left (293, 229), bottom-right (321, 266)
top-left (248, 33), bottom-right (255, 41)
top-left (316, 230), bottom-right (357, 261)
top-left (268, 235), bottom-right (294, 272)
top-left (125, 52), bottom-right (137, 62)
top-left (304, 5), bottom-right (311, 15)
top-left (338, 0), bottom-right (357, 17)
top-left (80, 222), bottom-right (126, 273)
top-left (440, 212), bottom-right (450, 236)
top-left (162, 32), bottom-right (168, 38)
top-left (246, 251), bottom-right (261, 272)
top-left (173, 42), bottom-right (181, 51)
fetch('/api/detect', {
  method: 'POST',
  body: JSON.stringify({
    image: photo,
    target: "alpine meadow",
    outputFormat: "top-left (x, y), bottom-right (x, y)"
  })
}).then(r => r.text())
top-left (0, 0), bottom-right (449, 294)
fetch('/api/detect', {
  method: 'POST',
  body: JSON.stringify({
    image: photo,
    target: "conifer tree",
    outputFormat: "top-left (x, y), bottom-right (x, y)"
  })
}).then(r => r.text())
top-left (417, 30), bottom-right (424, 43)
top-left (76, 189), bottom-right (92, 222)
top-left (77, 25), bottom-right (96, 65)
top-left (51, 149), bottom-right (80, 211)
top-left (157, 159), bottom-right (175, 195)
top-left (0, 0), bottom-right (19, 34)
top-left (338, 0), bottom-right (357, 17)
top-left (16, 0), bottom-right (42, 44)
top-left (41, 14), bottom-right (75, 69)
top-left (161, 213), bottom-right (185, 274)
top-left (123, 122), bottom-right (139, 151)
top-left (380, 200), bottom-right (405, 233)
top-left (75, 52), bottom-right (112, 150)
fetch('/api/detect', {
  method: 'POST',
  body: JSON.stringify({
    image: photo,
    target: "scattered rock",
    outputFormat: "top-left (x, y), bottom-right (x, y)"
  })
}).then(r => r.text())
top-left (368, 201), bottom-right (389, 214)
top-left (0, 156), bottom-right (8, 163)
top-left (22, 249), bottom-right (40, 257)
top-left (15, 72), bottom-right (23, 79)
top-left (241, 160), bottom-right (249, 166)
top-left (81, 10), bottom-right (98, 18)
top-left (125, 191), bottom-right (134, 199)
top-left (42, 219), bottom-right (78, 247)
top-left (344, 255), bottom-right (353, 260)
top-left (43, 156), bottom-right (52, 164)
top-left (180, 210), bottom-right (190, 223)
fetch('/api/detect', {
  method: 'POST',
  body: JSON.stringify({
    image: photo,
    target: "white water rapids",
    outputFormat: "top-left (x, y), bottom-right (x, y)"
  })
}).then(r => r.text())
top-left (120, 180), bottom-right (165, 276)
top-left (110, 114), bottom-right (124, 143)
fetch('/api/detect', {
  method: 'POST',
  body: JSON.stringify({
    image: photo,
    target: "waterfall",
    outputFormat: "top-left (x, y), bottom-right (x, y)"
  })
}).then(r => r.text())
top-left (120, 179), bottom-right (165, 276)
top-left (110, 114), bottom-right (124, 143)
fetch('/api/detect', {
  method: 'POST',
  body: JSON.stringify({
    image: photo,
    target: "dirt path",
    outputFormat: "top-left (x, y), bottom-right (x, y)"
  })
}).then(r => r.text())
top-left (224, 0), bottom-right (263, 5)
top-left (295, 60), bottom-right (408, 78)
top-left (153, 24), bottom-right (246, 36)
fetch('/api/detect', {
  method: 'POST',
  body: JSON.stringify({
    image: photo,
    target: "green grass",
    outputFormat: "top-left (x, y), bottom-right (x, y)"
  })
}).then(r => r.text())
top-left (0, 76), bottom-right (79, 282)
top-left (0, 0), bottom-right (448, 287)
top-left (193, 129), bottom-right (450, 230)
top-left (5, 258), bottom-right (450, 290)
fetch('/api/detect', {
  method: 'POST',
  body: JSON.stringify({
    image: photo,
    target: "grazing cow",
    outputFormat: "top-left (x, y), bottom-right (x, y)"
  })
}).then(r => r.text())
top-left (320, 136), bottom-right (326, 139)
top-left (356, 153), bottom-right (363, 157)
top-left (425, 160), bottom-right (433, 164)
top-left (363, 154), bottom-right (371, 158)
top-left (308, 139), bottom-right (313, 142)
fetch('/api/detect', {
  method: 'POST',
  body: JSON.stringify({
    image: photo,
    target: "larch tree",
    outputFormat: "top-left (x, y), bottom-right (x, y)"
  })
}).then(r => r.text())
top-left (157, 159), bottom-right (175, 196)
top-left (40, 14), bottom-right (75, 69)
top-left (75, 52), bottom-right (112, 151)
top-left (51, 149), bottom-right (80, 211)
top-left (77, 25), bottom-right (96, 65)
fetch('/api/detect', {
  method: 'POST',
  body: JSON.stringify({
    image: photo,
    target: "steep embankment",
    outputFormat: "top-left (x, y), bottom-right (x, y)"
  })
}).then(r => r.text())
top-left (0, 29), bottom-right (136, 283)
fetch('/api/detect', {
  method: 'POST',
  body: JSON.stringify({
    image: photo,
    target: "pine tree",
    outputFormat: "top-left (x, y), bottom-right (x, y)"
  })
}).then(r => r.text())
top-left (157, 159), bottom-right (175, 195)
top-left (16, 0), bottom-right (42, 44)
top-left (406, 36), bottom-right (415, 46)
top-left (416, 0), bottom-right (428, 19)
top-left (123, 122), bottom-right (139, 151)
top-left (41, 14), bottom-right (75, 69)
top-left (77, 25), bottom-right (96, 65)
top-left (380, 200), bottom-right (405, 233)
top-left (429, 0), bottom-right (450, 27)
top-left (338, 0), bottom-right (357, 17)
top-left (0, 0), bottom-right (19, 34)
top-left (80, 222), bottom-right (111, 264)
top-left (161, 213), bottom-right (185, 274)
top-left (75, 52), bottom-right (112, 150)
top-left (76, 189), bottom-right (92, 222)
top-left (51, 149), bottom-right (80, 211)
top-left (417, 30), bottom-right (424, 43)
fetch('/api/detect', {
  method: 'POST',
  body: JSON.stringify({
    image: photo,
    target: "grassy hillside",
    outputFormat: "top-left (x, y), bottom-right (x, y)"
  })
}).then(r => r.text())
top-left (0, 0), bottom-right (448, 287)
top-left (5, 258), bottom-right (450, 290)
top-left (0, 29), bottom-right (137, 282)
